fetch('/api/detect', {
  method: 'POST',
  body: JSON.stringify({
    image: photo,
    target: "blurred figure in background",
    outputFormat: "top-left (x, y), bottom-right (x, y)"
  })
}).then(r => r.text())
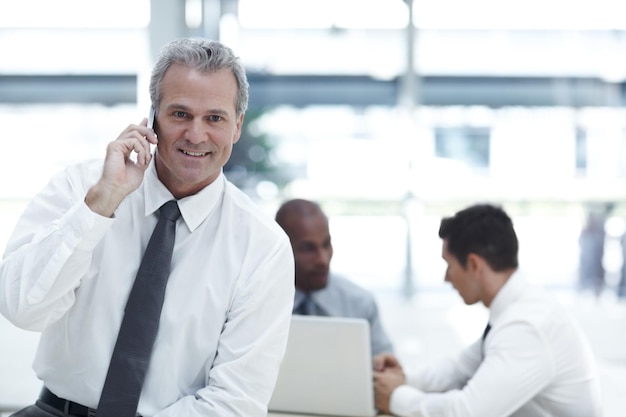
top-left (275, 198), bottom-right (394, 356)
top-left (578, 207), bottom-right (608, 297)
top-left (618, 228), bottom-right (626, 299)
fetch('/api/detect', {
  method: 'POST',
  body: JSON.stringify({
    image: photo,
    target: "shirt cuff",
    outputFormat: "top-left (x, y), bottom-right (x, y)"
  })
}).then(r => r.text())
top-left (390, 384), bottom-right (426, 417)
top-left (74, 201), bottom-right (115, 251)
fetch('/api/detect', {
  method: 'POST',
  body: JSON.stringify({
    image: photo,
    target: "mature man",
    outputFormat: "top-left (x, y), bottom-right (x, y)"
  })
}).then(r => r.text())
top-left (0, 38), bottom-right (294, 417)
top-left (373, 204), bottom-right (602, 417)
top-left (275, 198), bottom-right (393, 356)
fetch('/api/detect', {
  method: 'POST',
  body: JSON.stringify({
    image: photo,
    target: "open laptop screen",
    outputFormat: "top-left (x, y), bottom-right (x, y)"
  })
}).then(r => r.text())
top-left (268, 315), bottom-right (377, 417)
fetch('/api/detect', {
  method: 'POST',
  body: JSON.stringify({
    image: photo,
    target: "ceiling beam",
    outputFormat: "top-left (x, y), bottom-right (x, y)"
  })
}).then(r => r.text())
top-left (0, 74), bottom-right (624, 108)
top-left (0, 74), bottom-right (137, 105)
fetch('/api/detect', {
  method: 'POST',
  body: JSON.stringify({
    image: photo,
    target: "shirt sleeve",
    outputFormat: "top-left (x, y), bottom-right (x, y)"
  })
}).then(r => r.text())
top-left (154, 234), bottom-right (295, 417)
top-left (391, 322), bottom-right (553, 417)
top-left (368, 299), bottom-right (395, 355)
top-left (0, 164), bottom-right (112, 331)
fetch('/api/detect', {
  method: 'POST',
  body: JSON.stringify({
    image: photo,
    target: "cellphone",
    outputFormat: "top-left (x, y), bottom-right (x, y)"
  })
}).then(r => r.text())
top-left (147, 105), bottom-right (155, 130)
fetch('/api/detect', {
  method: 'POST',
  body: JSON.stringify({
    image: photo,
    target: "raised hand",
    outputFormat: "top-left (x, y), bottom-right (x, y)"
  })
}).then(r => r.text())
top-left (85, 118), bottom-right (158, 217)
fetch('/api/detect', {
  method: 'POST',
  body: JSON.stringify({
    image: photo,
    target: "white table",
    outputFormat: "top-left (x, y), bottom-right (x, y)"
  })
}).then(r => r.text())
top-left (268, 413), bottom-right (391, 416)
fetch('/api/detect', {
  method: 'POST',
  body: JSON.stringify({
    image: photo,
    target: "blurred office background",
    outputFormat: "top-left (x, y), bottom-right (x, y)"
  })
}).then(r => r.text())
top-left (1, 0), bottom-right (626, 415)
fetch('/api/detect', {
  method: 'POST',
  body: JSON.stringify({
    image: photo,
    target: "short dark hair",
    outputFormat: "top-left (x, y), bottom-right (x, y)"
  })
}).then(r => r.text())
top-left (438, 204), bottom-right (518, 271)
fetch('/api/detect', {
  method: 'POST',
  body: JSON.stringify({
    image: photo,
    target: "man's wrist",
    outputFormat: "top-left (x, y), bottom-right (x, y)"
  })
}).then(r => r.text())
top-left (389, 384), bottom-right (426, 417)
top-left (85, 182), bottom-right (126, 217)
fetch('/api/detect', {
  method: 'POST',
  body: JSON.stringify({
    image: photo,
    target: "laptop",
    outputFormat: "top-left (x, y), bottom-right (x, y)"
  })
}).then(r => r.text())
top-left (268, 315), bottom-right (378, 417)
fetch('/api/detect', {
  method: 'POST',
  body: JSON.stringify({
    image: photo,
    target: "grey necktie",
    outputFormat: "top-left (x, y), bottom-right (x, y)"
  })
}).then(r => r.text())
top-left (97, 200), bottom-right (181, 417)
top-left (294, 294), bottom-right (324, 316)
top-left (294, 294), bottom-right (311, 315)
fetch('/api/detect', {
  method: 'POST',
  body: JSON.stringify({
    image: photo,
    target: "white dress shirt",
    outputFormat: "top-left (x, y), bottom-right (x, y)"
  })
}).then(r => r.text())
top-left (391, 273), bottom-right (603, 417)
top-left (0, 158), bottom-right (295, 417)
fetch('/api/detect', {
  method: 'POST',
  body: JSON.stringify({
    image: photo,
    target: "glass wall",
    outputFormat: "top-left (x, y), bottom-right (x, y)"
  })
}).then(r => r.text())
top-left (2, 1), bottom-right (626, 413)
top-left (2, 0), bottom-right (626, 295)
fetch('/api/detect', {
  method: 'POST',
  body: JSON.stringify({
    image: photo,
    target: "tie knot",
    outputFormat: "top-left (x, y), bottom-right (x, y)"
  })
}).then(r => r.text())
top-left (159, 200), bottom-right (181, 221)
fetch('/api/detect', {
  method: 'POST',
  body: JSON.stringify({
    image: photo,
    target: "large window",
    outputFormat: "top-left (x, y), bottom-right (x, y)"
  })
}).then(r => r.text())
top-left (434, 127), bottom-right (490, 169)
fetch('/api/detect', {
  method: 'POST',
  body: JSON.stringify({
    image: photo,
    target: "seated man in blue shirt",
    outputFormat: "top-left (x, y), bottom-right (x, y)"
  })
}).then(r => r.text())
top-left (275, 198), bottom-right (394, 356)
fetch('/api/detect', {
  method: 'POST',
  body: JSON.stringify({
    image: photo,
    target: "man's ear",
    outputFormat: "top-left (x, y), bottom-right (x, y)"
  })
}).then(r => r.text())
top-left (466, 253), bottom-right (483, 275)
top-left (232, 113), bottom-right (245, 144)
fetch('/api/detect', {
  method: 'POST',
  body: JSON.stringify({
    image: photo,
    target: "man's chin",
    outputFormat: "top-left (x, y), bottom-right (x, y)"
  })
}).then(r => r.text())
top-left (298, 275), bottom-right (329, 291)
top-left (314, 274), bottom-right (330, 288)
top-left (314, 279), bottom-right (328, 290)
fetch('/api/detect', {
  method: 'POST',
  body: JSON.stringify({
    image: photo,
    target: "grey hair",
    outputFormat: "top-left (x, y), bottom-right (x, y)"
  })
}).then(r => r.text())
top-left (149, 37), bottom-right (249, 116)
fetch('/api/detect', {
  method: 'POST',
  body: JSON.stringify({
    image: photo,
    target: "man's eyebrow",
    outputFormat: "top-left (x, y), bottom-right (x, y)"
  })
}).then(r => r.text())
top-left (164, 103), bottom-right (191, 112)
top-left (205, 108), bottom-right (230, 117)
top-left (165, 103), bottom-right (230, 116)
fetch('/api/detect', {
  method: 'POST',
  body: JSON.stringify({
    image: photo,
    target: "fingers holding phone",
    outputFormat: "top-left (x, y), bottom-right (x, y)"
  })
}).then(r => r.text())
top-left (116, 118), bottom-right (156, 166)
top-left (86, 118), bottom-right (158, 216)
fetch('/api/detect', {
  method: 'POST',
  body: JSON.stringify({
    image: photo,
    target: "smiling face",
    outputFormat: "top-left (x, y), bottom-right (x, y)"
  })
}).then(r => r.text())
top-left (154, 63), bottom-right (243, 198)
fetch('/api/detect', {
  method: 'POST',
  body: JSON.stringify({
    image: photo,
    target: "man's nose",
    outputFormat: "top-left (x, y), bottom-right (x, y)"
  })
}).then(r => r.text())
top-left (186, 120), bottom-right (207, 144)
top-left (315, 248), bottom-right (332, 264)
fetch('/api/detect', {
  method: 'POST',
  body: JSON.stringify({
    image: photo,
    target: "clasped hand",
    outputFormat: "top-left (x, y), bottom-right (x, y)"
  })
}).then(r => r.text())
top-left (373, 352), bottom-right (406, 415)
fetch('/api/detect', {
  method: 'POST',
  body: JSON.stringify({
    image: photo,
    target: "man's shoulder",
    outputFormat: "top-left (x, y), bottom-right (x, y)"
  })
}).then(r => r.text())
top-left (315, 275), bottom-right (380, 317)
top-left (221, 179), bottom-right (289, 241)
top-left (497, 284), bottom-right (572, 330)
top-left (55, 158), bottom-right (104, 188)
top-left (66, 158), bottom-right (103, 171)
top-left (329, 275), bottom-right (376, 299)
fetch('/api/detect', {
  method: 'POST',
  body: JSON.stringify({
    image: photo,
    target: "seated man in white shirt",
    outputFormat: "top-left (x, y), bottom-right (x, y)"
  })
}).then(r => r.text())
top-left (275, 198), bottom-right (394, 356)
top-left (373, 203), bottom-right (602, 417)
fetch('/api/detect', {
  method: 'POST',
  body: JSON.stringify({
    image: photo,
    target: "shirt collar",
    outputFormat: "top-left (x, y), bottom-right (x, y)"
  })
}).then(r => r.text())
top-left (489, 271), bottom-right (526, 324)
top-left (143, 158), bottom-right (225, 232)
top-left (294, 283), bottom-right (333, 315)
top-left (294, 288), bottom-right (307, 305)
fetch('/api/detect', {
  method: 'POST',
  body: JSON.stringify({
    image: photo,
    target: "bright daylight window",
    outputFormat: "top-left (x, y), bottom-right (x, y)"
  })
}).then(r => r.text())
top-left (435, 127), bottom-right (491, 169)
top-left (0, 0), bottom-right (149, 28)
